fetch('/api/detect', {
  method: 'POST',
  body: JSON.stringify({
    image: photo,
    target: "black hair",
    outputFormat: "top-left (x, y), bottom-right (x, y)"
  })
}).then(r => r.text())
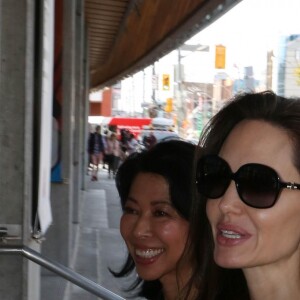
top-left (111, 140), bottom-right (196, 299)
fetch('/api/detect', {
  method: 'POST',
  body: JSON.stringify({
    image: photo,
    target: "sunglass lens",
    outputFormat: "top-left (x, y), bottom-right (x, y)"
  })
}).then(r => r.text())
top-left (236, 165), bottom-right (279, 208)
top-left (197, 156), bottom-right (231, 198)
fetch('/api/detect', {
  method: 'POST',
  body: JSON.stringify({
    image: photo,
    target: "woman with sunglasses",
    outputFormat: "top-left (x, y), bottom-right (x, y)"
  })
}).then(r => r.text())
top-left (112, 140), bottom-right (198, 299)
top-left (191, 91), bottom-right (300, 299)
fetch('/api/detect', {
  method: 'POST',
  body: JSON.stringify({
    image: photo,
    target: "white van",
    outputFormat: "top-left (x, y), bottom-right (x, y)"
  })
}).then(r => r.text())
top-left (139, 117), bottom-right (179, 144)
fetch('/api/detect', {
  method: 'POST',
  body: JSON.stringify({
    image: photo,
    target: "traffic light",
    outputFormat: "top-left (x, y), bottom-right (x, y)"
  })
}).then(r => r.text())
top-left (165, 98), bottom-right (173, 112)
top-left (215, 45), bottom-right (226, 69)
top-left (162, 74), bottom-right (170, 90)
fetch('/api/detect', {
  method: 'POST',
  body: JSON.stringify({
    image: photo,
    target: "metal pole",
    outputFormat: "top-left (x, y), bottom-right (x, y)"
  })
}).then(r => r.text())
top-left (0, 246), bottom-right (125, 300)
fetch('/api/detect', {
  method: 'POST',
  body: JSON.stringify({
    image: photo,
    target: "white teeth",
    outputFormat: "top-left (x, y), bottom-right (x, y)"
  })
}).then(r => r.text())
top-left (221, 230), bottom-right (241, 239)
top-left (135, 248), bottom-right (164, 258)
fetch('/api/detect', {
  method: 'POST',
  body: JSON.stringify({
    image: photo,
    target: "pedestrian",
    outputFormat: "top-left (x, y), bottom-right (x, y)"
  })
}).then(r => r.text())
top-left (88, 125), bottom-right (105, 181)
top-left (111, 140), bottom-right (198, 300)
top-left (120, 129), bottom-right (130, 153)
top-left (105, 133), bottom-right (121, 179)
top-left (191, 91), bottom-right (300, 299)
top-left (126, 133), bottom-right (139, 156)
top-left (143, 131), bottom-right (157, 150)
top-left (102, 130), bottom-right (109, 170)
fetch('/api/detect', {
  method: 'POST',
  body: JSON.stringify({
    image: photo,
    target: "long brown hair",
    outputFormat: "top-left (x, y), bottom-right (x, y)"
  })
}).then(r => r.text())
top-left (189, 91), bottom-right (300, 299)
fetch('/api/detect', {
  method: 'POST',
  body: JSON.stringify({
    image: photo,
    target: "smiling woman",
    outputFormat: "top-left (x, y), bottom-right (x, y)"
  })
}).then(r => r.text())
top-left (121, 172), bottom-right (189, 282)
top-left (111, 140), bottom-right (197, 300)
top-left (191, 91), bottom-right (300, 300)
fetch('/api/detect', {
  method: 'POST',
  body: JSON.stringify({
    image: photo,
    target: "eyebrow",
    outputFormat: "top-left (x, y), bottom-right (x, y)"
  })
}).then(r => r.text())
top-left (151, 200), bottom-right (172, 206)
top-left (126, 197), bottom-right (172, 206)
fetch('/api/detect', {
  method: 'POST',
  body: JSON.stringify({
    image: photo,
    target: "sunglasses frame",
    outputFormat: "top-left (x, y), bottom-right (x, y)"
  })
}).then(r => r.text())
top-left (196, 155), bottom-right (300, 208)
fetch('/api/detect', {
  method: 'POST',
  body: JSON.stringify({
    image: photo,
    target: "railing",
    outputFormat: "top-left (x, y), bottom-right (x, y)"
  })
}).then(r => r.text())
top-left (0, 246), bottom-right (125, 300)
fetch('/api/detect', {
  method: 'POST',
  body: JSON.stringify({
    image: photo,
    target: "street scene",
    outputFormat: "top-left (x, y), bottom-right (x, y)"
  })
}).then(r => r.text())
top-left (2, 0), bottom-right (300, 299)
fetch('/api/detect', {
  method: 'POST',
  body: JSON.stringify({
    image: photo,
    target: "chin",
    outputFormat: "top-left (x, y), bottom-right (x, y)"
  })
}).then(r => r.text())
top-left (138, 273), bottom-right (160, 281)
top-left (214, 253), bottom-right (246, 269)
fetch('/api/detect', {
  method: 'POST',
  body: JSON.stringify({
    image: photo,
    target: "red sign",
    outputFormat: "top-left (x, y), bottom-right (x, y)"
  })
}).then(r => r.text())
top-left (108, 117), bottom-right (152, 137)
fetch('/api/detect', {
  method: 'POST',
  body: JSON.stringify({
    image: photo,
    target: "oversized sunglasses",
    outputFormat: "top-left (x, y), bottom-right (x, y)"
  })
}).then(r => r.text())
top-left (196, 155), bottom-right (300, 208)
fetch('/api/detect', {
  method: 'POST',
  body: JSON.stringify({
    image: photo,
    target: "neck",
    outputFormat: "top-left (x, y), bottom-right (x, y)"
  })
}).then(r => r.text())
top-left (243, 259), bottom-right (300, 300)
top-left (160, 263), bottom-right (195, 300)
top-left (163, 286), bottom-right (179, 300)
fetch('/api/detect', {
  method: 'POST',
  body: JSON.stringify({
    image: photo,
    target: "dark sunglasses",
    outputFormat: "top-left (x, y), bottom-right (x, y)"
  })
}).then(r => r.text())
top-left (196, 155), bottom-right (300, 208)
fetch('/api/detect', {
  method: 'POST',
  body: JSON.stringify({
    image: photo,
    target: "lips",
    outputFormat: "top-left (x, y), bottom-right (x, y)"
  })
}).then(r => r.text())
top-left (216, 223), bottom-right (251, 246)
top-left (220, 229), bottom-right (241, 239)
top-left (133, 247), bottom-right (165, 265)
top-left (135, 248), bottom-right (165, 258)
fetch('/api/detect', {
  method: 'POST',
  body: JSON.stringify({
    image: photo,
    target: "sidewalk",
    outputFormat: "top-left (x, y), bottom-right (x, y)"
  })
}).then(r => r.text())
top-left (40, 166), bottom-right (144, 300)
top-left (67, 168), bottom-right (129, 300)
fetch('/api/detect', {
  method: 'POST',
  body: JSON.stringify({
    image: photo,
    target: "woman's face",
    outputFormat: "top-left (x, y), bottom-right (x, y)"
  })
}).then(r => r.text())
top-left (206, 120), bottom-right (300, 270)
top-left (120, 172), bottom-right (190, 284)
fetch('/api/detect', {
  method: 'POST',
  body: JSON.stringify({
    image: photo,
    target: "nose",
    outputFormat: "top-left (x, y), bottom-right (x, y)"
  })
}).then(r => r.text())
top-left (218, 181), bottom-right (243, 215)
top-left (132, 214), bottom-right (152, 238)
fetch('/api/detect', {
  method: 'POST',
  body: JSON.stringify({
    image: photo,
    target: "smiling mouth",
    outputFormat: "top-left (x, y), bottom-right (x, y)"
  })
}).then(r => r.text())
top-left (135, 248), bottom-right (165, 258)
top-left (220, 230), bottom-right (242, 239)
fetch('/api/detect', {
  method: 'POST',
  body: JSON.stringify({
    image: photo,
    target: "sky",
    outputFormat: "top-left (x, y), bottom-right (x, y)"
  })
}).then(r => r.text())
top-left (189, 0), bottom-right (300, 45)
top-left (179, 0), bottom-right (300, 82)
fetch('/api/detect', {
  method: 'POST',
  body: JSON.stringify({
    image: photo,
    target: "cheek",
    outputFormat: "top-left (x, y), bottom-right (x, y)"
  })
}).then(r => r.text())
top-left (158, 221), bottom-right (189, 244)
top-left (255, 205), bottom-right (300, 245)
